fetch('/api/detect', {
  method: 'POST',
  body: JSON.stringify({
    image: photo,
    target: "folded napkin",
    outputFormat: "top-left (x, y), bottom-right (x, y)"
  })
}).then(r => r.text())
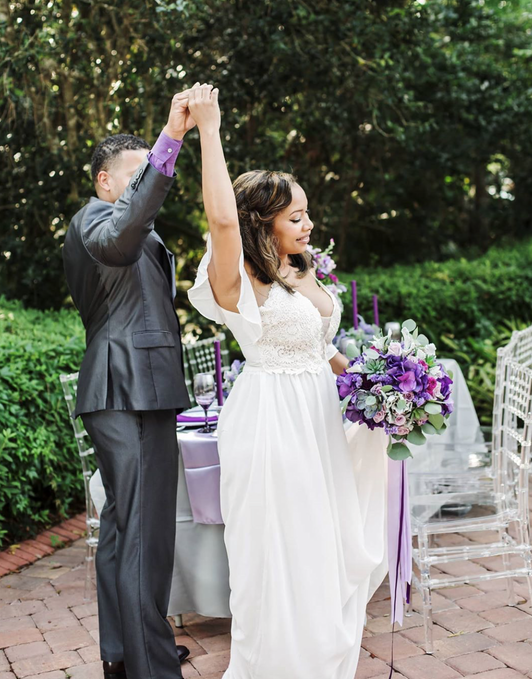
top-left (177, 412), bottom-right (218, 424)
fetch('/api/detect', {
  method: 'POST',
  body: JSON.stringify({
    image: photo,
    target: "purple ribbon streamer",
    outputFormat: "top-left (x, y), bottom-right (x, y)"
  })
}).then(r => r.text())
top-left (387, 457), bottom-right (412, 625)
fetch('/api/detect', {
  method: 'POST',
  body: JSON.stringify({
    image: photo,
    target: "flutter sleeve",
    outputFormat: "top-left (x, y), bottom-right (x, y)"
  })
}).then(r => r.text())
top-left (188, 234), bottom-right (263, 343)
top-left (326, 343), bottom-right (339, 361)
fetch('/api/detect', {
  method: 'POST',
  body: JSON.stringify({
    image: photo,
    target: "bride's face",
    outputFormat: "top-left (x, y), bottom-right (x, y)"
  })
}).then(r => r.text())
top-left (272, 183), bottom-right (314, 256)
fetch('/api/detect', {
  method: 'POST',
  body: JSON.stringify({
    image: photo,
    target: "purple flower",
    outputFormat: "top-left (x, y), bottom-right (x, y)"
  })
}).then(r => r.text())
top-left (397, 370), bottom-right (417, 392)
top-left (438, 371), bottom-right (453, 400)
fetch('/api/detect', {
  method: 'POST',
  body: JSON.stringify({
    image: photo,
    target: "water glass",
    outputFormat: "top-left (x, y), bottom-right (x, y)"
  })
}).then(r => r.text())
top-left (193, 373), bottom-right (216, 433)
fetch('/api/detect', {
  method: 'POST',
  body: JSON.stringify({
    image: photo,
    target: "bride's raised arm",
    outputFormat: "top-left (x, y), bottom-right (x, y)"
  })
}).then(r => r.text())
top-left (188, 84), bottom-right (242, 313)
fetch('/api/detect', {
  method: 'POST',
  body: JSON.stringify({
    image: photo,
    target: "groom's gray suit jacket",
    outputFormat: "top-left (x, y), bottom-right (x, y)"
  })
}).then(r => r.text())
top-left (63, 158), bottom-right (191, 417)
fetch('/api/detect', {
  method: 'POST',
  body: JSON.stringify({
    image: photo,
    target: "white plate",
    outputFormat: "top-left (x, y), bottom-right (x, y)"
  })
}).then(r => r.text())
top-left (177, 406), bottom-right (219, 429)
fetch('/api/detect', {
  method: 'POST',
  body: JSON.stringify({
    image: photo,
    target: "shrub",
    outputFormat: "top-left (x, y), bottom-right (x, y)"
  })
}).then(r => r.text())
top-left (0, 297), bottom-right (85, 546)
top-left (338, 238), bottom-right (532, 343)
top-left (439, 321), bottom-right (528, 426)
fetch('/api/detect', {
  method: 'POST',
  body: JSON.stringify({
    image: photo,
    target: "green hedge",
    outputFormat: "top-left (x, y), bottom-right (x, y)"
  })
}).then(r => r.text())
top-left (338, 238), bottom-right (532, 343)
top-left (0, 297), bottom-right (85, 546)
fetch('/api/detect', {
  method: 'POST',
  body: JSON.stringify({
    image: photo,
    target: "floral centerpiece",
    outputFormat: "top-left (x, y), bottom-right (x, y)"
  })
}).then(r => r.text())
top-left (308, 239), bottom-right (347, 307)
top-left (337, 320), bottom-right (454, 459)
top-left (223, 359), bottom-right (245, 394)
top-left (334, 319), bottom-right (379, 356)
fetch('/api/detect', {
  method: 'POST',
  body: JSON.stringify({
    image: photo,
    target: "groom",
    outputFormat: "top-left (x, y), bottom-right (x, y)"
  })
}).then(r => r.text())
top-left (63, 90), bottom-right (196, 679)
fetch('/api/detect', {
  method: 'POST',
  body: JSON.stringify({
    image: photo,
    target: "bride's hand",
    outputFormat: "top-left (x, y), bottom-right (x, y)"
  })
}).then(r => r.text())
top-left (188, 83), bottom-right (220, 135)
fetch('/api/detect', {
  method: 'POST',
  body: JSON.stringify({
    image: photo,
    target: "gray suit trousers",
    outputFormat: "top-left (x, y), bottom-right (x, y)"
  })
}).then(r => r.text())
top-left (81, 409), bottom-right (182, 679)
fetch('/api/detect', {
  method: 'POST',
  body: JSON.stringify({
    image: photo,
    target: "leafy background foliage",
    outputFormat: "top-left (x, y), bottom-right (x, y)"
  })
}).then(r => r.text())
top-left (0, 297), bottom-right (85, 545)
top-left (1, 0), bottom-right (532, 309)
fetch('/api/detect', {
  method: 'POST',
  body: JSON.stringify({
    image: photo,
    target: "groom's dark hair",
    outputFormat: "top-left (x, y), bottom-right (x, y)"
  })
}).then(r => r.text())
top-left (91, 134), bottom-right (150, 183)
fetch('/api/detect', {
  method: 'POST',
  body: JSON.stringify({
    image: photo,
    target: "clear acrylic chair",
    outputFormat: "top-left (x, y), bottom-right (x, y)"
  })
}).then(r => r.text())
top-left (507, 324), bottom-right (532, 368)
top-left (59, 373), bottom-right (100, 601)
top-left (408, 356), bottom-right (532, 653)
top-left (183, 332), bottom-right (230, 404)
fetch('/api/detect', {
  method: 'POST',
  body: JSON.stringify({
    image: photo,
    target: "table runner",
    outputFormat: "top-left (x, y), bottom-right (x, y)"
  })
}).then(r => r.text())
top-left (179, 430), bottom-right (223, 525)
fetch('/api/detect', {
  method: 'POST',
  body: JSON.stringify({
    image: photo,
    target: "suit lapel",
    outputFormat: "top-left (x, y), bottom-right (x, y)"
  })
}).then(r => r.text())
top-left (150, 231), bottom-right (176, 300)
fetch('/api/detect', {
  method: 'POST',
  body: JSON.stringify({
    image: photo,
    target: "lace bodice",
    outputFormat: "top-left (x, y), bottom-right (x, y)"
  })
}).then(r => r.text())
top-left (187, 236), bottom-right (341, 375)
top-left (254, 281), bottom-right (341, 374)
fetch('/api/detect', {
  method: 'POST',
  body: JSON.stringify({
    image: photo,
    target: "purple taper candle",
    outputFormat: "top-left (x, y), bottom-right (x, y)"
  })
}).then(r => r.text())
top-left (214, 340), bottom-right (224, 406)
top-left (351, 280), bottom-right (359, 330)
top-left (373, 294), bottom-right (380, 327)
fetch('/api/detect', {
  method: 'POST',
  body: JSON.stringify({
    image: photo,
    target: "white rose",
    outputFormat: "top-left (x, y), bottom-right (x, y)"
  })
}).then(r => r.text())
top-left (388, 341), bottom-right (402, 356)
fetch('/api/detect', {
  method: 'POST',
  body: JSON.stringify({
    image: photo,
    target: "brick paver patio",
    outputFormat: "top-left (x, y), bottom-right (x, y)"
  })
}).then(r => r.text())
top-left (1, 527), bottom-right (532, 679)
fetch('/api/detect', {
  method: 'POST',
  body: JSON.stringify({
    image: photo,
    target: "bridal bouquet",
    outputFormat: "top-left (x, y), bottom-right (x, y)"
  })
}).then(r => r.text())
top-left (337, 320), bottom-right (454, 460)
top-left (308, 239), bottom-right (347, 307)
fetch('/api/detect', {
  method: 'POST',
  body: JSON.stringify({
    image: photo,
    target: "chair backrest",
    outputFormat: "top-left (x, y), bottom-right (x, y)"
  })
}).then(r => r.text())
top-left (59, 373), bottom-right (99, 528)
top-left (492, 357), bottom-right (532, 519)
top-left (507, 326), bottom-right (532, 369)
top-left (183, 332), bottom-right (231, 404)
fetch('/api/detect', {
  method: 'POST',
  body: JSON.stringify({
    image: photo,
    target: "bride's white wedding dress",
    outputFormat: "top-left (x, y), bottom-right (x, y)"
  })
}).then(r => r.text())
top-left (189, 236), bottom-right (388, 679)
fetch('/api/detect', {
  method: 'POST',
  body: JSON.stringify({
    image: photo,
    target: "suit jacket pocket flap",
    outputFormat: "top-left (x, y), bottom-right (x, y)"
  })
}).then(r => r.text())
top-left (132, 331), bottom-right (175, 349)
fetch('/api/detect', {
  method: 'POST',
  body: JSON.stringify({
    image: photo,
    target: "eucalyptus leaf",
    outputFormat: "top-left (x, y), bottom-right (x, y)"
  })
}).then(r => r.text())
top-left (425, 402), bottom-right (442, 415)
top-left (417, 334), bottom-right (429, 346)
top-left (428, 413), bottom-right (445, 429)
top-left (365, 395), bottom-right (377, 406)
top-left (421, 422), bottom-right (438, 436)
top-left (340, 395), bottom-right (351, 414)
top-left (381, 385), bottom-right (393, 392)
top-left (397, 399), bottom-right (407, 412)
top-left (388, 442), bottom-right (413, 460)
top-left (407, 429), bottom-right (427, 445)
top-left (402, 319), bottom-right (417, 332)
top-left (365, 349), bottom-right (380, 361)
top-left (346, 343), bottom-right (360, 359)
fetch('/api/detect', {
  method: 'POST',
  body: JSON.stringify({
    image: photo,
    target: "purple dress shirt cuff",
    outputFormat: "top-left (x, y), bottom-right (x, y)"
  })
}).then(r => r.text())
top-left (147, 131), bottom-right (183, 177)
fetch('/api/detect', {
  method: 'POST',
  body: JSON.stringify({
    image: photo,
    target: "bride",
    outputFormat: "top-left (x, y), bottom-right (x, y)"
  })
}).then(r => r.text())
top-left (187, 83), bottom-right (388, 679)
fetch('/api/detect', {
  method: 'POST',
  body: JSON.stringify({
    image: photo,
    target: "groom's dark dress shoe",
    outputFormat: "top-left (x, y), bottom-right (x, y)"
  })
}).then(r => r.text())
top-left (102, 648), bottom-right (190, 679)
top-left (102, 661), bottom-right (126, 679)
top-left (177, 645), bottom-right (191, 663)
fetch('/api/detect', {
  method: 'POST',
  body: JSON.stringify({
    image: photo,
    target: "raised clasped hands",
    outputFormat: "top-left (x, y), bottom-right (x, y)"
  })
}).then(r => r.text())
top-left (162, 82), bottom-right (220, 140)
top-left (187, 82), bottom-right (220, 135)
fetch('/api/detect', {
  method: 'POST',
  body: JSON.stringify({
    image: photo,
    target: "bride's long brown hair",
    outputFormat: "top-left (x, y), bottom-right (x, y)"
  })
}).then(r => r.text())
top-left (233, 170), bottom-right (313, 294)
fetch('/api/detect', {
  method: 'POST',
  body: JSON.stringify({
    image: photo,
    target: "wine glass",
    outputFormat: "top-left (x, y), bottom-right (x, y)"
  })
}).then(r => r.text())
top-left (194, 373), bottom-right (216, 433)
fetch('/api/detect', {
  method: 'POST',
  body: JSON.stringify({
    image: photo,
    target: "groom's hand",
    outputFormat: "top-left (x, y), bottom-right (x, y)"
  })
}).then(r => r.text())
top-left (162, 85), bottom-right (198, 141)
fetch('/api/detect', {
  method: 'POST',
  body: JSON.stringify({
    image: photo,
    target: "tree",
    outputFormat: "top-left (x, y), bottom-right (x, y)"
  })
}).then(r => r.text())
top-left (1, 0), bottom-right (531, 311)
